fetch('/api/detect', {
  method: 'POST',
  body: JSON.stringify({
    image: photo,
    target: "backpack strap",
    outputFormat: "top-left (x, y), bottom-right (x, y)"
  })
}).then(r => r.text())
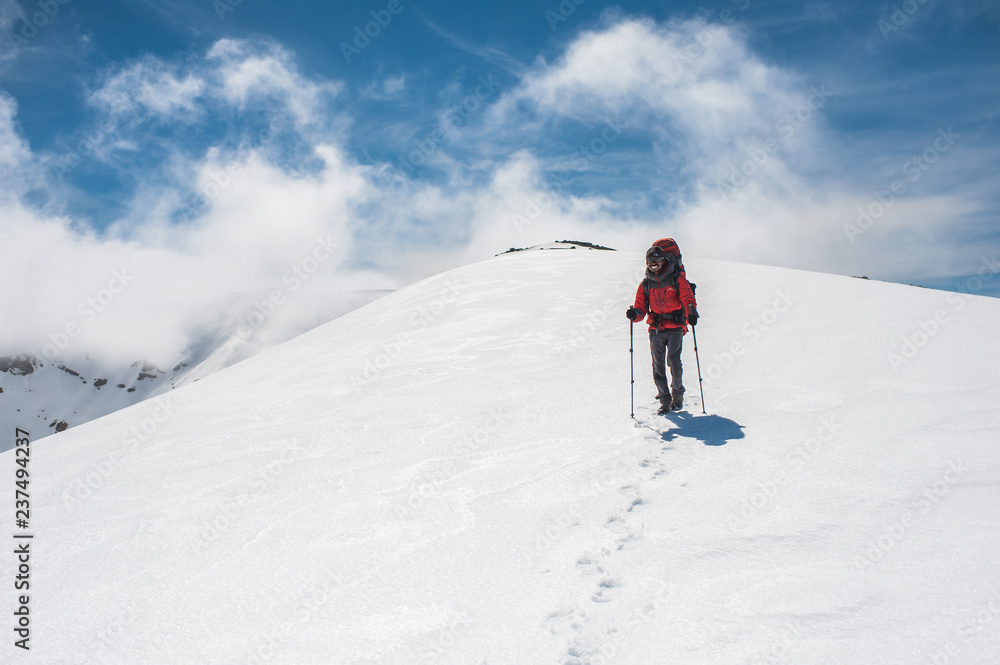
top-left (643, 273), bottom-right (684, 327)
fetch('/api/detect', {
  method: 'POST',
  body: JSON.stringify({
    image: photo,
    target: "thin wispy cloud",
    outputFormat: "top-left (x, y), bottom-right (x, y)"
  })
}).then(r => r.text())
top-left (412, 6), bottom-right (530, 80)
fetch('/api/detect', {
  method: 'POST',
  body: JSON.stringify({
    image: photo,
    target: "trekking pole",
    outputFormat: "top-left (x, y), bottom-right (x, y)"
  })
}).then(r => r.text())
top-left (629, 319), bottom-right (635, 419)
top-left (691, 324), bottom-right (706, 414)
top-left (690, 283), bottom-right (706, 415)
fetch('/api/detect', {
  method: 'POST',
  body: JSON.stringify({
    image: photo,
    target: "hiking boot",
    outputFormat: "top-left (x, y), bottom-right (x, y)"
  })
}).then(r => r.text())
top-left (670, 391), bottom-right (684, 410)
top-left (657, 402), bottom-right (672, 415)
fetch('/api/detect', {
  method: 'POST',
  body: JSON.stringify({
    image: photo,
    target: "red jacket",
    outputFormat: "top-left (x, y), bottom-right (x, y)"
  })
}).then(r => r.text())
top-left (632, 270), bottom-right (697, 332)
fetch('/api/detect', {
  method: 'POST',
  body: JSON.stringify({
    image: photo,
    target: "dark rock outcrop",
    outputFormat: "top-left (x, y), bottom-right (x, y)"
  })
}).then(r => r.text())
top-left (0, 355), bottom-right (38, 375)
top-left (48, 420), bottom-right (69, 432)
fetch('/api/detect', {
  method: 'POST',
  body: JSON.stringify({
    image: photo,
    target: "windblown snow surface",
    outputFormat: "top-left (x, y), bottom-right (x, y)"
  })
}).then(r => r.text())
top-left (4, 248), bottom-right (1000, 664)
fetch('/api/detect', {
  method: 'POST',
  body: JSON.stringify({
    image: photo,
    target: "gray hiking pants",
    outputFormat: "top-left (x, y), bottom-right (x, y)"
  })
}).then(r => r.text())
top-left (649, 327), bottom-right (684, 403)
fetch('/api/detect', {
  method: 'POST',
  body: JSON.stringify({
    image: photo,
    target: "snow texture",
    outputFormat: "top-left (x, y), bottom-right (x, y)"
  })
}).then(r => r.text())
top-left (0, 288), bottom-right (388, 448)
top-left (3, 248), bottom-right (1000, 664)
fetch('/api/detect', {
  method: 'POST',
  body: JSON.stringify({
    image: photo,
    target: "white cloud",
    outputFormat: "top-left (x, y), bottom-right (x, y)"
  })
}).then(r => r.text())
top-left (86, 36), bottom-right (343, 147)
top-left (0, 91), bottom-right (30, 174)
top-left (206, 38), bottom-right (342, 128)
top-left (0, 144), bottom-right (383, 364)
top-left (498, 17), bottom-right (814, 174)
top-left (0, 40), bottom-right (377, 364)
top-left (1, 18), bottom-right (994, 367)
top-left (470, 16), bottom-right (990, 282)
top-left (90, 56), bottom-right (206, 120)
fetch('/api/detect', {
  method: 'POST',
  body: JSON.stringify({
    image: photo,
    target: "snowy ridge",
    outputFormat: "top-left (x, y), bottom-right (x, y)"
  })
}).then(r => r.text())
top-left (0, 288), bottom-right (388, 448)
top-left (6, 250), bottom-right (1000, 664)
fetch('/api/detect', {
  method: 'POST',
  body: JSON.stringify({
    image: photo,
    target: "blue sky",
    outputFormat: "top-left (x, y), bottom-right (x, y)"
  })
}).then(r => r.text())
top-left (1, 0), bottom-right (998, 359)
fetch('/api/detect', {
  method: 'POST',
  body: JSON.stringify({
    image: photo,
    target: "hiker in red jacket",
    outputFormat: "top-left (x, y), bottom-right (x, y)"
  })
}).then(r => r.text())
top-left (626, 239), bottom-right (698, 414)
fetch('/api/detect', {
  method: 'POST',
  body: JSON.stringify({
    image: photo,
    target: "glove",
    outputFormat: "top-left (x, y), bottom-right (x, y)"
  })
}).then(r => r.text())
top-left (626, 307), bottom-right (641, 322)
top-left (687, 306), bottom-right (699, 327)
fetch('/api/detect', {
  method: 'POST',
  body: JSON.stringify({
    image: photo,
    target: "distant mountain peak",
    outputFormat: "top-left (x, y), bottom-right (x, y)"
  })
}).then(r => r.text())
top-left (0, 354), bottom-right (40, 376)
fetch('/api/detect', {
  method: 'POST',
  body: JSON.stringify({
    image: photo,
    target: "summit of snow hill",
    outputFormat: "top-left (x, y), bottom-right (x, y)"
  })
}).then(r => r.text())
top-left (5, 249), bottom-right (1000, 664)
top-left (498, 240), bottom-right (617, 253)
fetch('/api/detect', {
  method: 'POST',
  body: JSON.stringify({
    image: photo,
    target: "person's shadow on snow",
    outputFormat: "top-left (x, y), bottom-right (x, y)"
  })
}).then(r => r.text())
top-left (661, 411), bottom-right (744, 446)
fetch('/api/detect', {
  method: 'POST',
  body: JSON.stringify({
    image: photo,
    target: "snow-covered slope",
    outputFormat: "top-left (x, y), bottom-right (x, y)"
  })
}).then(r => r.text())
top-left (0, 288), bottom-right (388, 447)
top-left (5, 249), bottom-right (1000, 664)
